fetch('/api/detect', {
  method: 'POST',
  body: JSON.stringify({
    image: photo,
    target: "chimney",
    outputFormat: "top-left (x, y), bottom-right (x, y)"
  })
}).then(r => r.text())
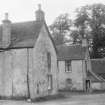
top-left (2, 13), bottom-right (11, 48)
top-left (35, 4), bottom-right (45, 21)
top-left (82, 36), bottom-right (88, 48)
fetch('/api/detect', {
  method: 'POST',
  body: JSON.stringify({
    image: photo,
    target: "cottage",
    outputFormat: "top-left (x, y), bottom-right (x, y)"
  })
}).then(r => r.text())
top-left (57, 38), bottom-right (105, 92)
top-left (57, 38), bottom-right (89, 91)
top-left (0, 5), bottom-right (58, 99)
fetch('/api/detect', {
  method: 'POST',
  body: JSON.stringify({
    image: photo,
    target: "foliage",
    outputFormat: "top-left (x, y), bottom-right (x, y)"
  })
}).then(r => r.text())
top-left (49, 3), bottom-right (105, 58)
top-left (49, 13), bottom-right (72, 45)
top-left (74, 3), bottom-right (105, 58)
top-left (70, 30), bottom-right (81, 44)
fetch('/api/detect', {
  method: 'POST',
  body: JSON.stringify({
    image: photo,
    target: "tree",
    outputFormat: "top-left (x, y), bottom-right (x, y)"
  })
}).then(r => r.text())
top-left (49, 13), bottom-right (72, 45)
top-left (74, 3), bottom-right (105, 58)
top-left (70, 30), bottom-right (80, 44)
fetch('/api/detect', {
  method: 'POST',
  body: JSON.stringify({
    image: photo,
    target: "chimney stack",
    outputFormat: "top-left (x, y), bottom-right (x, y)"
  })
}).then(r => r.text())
top-left (35, 4), bottom-right (45, 21)
top-left (2, 13), bottom-right (11, 48)
top-left (82, 35), bottom-right (88, 48)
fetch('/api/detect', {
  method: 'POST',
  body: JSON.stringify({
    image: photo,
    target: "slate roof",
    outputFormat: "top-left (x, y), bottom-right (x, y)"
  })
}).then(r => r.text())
top-left (0, 20), bottom-right (44, 49)
top-left (87, 71), bottom-right (102, 82)
top-left (87, 70), bottom-right (105, 82)
top-left (56, 44), bottom-right (86, 60)
top-left (91, 59), bottom-right (105, 79)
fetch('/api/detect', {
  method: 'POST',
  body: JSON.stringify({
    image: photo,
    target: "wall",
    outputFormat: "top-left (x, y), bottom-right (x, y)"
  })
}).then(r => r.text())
top-left (91, 82), bottom-right (105, 90)
top-left (58, 60), bottom-right (84, 90)
top-left (91, 82), bottom-right (102, 90)
top-left (12, 49), bottom-right (28, 97)
top-left (0, 49), bottom-right (28, 98)
top-left (58, 61), bottom-right (72, 89)
top-left (72, 60), bottom-right (84, 90)
top-left (0, 25), bottom-right (58, 99)
top-left (29, 25), bottom-right (58, 99)
top-left (0, 51), bottom-right (13, 97)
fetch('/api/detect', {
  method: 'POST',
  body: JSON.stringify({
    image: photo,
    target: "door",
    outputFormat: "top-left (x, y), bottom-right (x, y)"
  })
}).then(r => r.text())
top-left (86, 80), bottom-right (91, 92)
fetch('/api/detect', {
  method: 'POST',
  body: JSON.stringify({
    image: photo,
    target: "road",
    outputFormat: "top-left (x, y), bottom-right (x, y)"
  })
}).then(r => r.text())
top-left (0, 93), bottom-right (105, 105)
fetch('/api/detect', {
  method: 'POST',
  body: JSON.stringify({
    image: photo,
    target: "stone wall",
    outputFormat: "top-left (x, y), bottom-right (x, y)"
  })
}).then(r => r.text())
top-left (0, 49), bottom-right (28, 98)
top-left (12, 49), bottom-right (28, 97)
top-left (72, 60), bottom-right (84, 90)
top-left (0, 51), bottom-right (13, 97)
top-left (58, 61), bottom-right (72, 89)
top-left (91, 82), bottom-right (105, 90)
top-left (29, 25), bottom-right (58, 99)
top-left (0, 25), bottom-right (58, 99)
top-left (58, 60), bottom-right (85, 90)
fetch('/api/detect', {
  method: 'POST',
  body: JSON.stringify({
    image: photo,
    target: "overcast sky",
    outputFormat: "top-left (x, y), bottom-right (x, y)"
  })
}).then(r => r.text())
top-left (0, 0), bottom-right (105, 25)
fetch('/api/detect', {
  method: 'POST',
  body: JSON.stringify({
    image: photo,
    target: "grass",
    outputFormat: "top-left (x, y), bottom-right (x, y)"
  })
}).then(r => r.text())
top-left (32, 93), bottom-right (66, 102)
top-left (0, 90), bottom-right (105, 102)
top-left (58, 89), bottom-right (105, 95)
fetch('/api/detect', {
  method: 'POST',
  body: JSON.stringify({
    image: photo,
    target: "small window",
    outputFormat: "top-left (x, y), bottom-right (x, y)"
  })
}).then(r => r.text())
top-left (47, 75), bottom-right (52, 90)
top-left (47, 52), bottom-right (51, 72)
top-left (65, 60), bottom-right (72, 72)
top-left (85, 60), bottom-right (88, 72)
top-left (66, 78), bottom-right (72, 89)
top-left (36, 83), bottom-right (39, 94)
top-left (66, 78), bottom-right (72, 84)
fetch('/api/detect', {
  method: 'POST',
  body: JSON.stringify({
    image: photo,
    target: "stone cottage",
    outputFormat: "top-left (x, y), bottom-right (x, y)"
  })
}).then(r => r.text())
top-left (57, 37), bottom-right (105, 92)
top-left (56, 38), bottom-right (89, 91)
top-left (57, 38), bottom-right (95, 91)
top-left (0, 4), bottom-right (58, 99)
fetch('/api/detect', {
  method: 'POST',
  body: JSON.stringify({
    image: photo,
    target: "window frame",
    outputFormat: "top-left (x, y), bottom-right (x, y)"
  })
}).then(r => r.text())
top-left (47, 74), bottom-right (53, 90)
top-left (65, 60), bottom-right (72, 72)
top-left (47, 52), bottom-right (51, 72)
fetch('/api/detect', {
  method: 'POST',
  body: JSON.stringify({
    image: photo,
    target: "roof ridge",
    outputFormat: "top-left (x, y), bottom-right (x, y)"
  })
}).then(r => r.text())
top-left (91, 58), bottom-right (105, 61)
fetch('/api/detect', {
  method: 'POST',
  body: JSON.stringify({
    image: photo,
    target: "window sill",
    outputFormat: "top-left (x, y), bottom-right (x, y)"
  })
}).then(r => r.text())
top-left (65, 71), bottom-right (72, 73)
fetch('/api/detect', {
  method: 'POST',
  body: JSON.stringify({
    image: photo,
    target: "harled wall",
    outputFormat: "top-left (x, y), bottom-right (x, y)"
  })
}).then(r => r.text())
top-left (58, 60), bottom-right (85, 90)
top-left (29, 25), bottom-right (58, 99)
top-left (0, 49), bottom-right (28, 98)
top-left (0, 26), bottom-right (58, 99)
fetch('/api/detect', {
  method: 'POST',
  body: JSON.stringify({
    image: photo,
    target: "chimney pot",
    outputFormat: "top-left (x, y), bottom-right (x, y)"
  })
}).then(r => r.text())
top-left (38, 4), bottom-right (41, 10)
top-left (5, 13), bottom-right (9, 20)
top-left (35, 4), bottom-right (45, 21)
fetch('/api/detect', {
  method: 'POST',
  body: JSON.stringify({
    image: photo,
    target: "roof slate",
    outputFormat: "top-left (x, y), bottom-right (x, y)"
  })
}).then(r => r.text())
top-left (0, 20), bottom-right (87, 60)
top-left (56, 44), bottom-right (86, 60)
top-left (0, 20), bottom-right (44, 48)
top-left (91, 59), bottom-right (105, 79)
top-left (87, 71), bottom-right (103, 82)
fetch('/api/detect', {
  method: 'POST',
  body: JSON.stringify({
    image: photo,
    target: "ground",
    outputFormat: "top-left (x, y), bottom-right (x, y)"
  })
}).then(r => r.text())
top-left (0, 92), bottom-right (105, 105)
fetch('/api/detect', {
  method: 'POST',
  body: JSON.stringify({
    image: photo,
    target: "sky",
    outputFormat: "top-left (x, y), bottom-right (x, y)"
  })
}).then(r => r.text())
top-left (0, 0), bottom-right (105, 25)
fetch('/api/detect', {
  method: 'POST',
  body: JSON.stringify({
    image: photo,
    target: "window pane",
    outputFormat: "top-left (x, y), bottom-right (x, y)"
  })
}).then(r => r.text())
top-left (65, 60), bottom-right (71, 72)
top-left (47, 52), bottom-right (51, 72)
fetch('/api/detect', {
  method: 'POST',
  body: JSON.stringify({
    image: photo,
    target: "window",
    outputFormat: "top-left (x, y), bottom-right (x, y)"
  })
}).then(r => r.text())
top-left (47, 75), bottom-right (52, 90)
top-left (65, 60), bottom-right (71, 72)
top-left (47, 52), bottom-right (51, 72)
top-left (66, 78), bottom-right (72, 84)
top-left (66, 78), bottom-right (72, 89)
top-left (36, 83), bottom-right (39, 94)
top-left (85, 60), bottom-right (87, 71)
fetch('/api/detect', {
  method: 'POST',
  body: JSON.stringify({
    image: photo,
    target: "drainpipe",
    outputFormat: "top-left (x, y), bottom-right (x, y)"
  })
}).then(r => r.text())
top-left (27, 49), bottom-right (30, 99)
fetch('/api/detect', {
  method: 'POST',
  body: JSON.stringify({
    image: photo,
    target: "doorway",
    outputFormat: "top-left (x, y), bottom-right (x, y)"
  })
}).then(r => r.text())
top-left (86, 80), bottom-right (91, 92)
top-left (47, 75), bottom-right (53, 91)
